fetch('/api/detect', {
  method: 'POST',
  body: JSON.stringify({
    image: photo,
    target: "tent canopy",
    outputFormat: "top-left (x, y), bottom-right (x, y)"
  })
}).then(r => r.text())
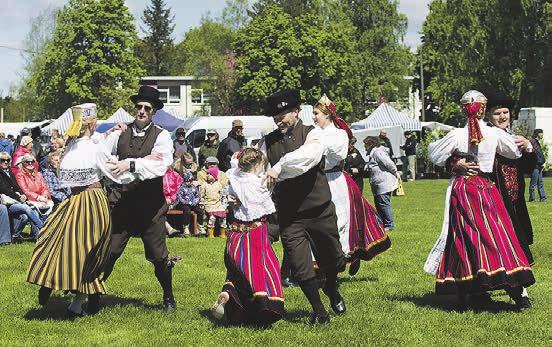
top-left (42, 108), bottom-right (72, 134)
top-left (352, 103), bottom-right (422, 132)
top-left (106, 108), bottom-right (133, 123)
top-left (152, 109), bottom-right (184, 132)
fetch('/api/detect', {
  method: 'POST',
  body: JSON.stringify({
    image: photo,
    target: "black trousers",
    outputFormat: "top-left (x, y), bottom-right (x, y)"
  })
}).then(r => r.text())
top-left (108, 193), bottom-right (169, 263)
top-left (279, 202), bottom-right (345, 282)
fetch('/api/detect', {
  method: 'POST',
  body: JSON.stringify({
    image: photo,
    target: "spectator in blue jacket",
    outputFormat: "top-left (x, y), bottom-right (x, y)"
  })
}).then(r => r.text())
top-left (0, 132), bottom-right (14, 156)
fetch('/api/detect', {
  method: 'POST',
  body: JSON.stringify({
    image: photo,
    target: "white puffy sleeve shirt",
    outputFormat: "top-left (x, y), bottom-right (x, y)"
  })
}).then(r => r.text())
top-left (104, 125), bottom-right (174, 180)
top-left (227, 168), bottom-right (276, 221)
top-left (428, 120), bottom-right (521, 172)
top-left (319, 123), bottom-right (349, 170)
top-left (59, 137), bottom-right (135, 188)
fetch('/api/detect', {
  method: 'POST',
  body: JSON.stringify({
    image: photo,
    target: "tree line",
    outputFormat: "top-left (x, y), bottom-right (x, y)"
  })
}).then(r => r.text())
top-left (2, 0), bottom-right (550, 125)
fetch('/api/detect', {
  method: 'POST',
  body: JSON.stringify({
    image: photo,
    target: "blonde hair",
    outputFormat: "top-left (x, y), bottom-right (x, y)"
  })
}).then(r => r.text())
top-left (238, 147), bottom-right (266, 172)
top-left (0, 152), bottom-right (10, 160)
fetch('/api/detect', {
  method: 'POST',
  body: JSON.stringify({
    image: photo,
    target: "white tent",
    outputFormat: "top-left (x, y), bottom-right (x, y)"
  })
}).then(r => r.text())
top-left (352, 103), bottom-right (422, 132)
top-left (42, 108), bottom-right (72, 134)
top-left (352, 125), bottom-right (404, 160)
top-left (105, 107), bottom-right (133, 123)
top-left (0, 120), bottom-right (52, 137)
top-left (421, 121), bottom-right (456, 132)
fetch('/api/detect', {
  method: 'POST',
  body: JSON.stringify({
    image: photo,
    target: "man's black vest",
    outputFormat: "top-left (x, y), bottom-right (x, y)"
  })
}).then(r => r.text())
top-left (116, 122), bottom-right (164, 196)
top-left (264, 120), bottom-right (331, 215)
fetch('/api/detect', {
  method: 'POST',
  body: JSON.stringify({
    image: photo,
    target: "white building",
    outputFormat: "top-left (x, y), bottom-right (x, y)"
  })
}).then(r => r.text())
top-left (139, 76), bottom-right (211, 117)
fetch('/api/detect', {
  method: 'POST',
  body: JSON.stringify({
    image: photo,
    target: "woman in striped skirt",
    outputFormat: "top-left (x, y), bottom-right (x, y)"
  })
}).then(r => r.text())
top-left (313, 95), bottom-right (391, 278)
top-left (211, 148), bottom-right (283, 326)
top-left (425, 90), bottom-right (535, 310)
top-left (27, 103), bottom-right (135, 316)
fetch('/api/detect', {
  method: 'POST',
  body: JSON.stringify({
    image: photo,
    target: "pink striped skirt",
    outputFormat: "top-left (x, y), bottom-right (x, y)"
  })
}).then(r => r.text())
top-left (222, 219), bottom-right (284, 325)
top-left (436, 175), bottom-right (535, 295)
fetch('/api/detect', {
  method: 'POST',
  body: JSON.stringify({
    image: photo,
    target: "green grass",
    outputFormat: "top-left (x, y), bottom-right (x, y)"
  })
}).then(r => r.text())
top-left (1, 179), bottom-right (551, 346)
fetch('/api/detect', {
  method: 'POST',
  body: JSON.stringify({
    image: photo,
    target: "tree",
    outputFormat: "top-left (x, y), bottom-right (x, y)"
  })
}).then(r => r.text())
top-left (25, 0), bottom-right (143, 119)
top-left (219, 0), bottom-right (252, 30)
top-left (419, 0), bottom-right (552, 125)
top-left (233, 5), bottom-right (357, 117)
top-left (135, 0), bottom-right (175, 76)
top-left (340, 0), bottom-right (413, 117)
top-left (173, 19), bottom-right (237, 116)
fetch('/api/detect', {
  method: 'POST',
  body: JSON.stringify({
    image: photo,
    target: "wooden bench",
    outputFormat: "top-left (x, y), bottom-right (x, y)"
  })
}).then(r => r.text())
top-left (166, 209), bottom-right (198, 235)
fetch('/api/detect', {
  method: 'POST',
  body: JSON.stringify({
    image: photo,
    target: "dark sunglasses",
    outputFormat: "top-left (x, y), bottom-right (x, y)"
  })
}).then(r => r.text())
top-left (134, 104), bottom-right (152, 112)
top-left (176, 132), bottom-right (185, 136)
top-left (0, 159), bottom-right (10, 163)
top-left (24, 160), bottom-right (35, 164)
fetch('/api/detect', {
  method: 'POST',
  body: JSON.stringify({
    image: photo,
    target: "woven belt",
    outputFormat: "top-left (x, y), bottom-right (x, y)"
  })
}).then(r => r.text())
top-left (71, 181), bottom-right (102, 194)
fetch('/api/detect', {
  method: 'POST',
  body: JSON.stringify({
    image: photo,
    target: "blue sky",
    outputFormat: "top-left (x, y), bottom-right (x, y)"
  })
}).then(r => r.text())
top-left (0, 0), bottom-right (430, 95)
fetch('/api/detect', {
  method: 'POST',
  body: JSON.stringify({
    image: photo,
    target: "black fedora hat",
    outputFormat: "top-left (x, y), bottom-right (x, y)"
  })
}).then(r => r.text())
top-left (265, 89), bottom-right (301, 117)
top-left (130, 86), bottom-right (164, 110)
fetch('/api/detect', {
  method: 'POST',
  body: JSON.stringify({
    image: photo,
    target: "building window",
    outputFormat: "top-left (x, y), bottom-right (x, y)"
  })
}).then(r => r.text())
top-left (158, 86), bottom-right (181, 104)
top-left (191, 89), bottom-right (203, 104)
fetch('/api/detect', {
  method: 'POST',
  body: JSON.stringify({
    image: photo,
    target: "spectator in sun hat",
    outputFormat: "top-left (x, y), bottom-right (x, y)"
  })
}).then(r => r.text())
top-left (12, 136), bottom-right (38, 176)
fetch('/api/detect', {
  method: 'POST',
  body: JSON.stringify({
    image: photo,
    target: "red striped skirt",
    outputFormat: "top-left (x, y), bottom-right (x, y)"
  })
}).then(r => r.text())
top-left (223, 219), bottom-right (284, 325)
top-left (344, 172), bottom-right (391, 261)
top-left (436, 175), bottom-right (535, 295)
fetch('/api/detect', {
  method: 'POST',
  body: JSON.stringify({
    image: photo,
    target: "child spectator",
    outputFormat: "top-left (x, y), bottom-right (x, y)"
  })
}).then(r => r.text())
top-left (211, 147), bottom-right (283, 326)
top-left (173, 152), bottom-right (198, 177)
top-left (176, 171), bottom-right (205, 236)
top-left (200, 165), bottom-right (227, 238)
top-left (163, 167), bottom-right (184, 237)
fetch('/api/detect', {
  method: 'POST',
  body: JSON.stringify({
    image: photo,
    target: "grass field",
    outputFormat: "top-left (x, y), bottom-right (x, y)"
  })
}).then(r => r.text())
top-left (1, 179), bottom-right (551, 346)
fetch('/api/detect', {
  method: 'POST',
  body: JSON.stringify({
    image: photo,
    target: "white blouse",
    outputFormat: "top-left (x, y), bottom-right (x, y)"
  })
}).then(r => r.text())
top-left (59, 136), bottom-right (134, 188)
top-left (260, 127), bottom-right (324, 181)
top-left (428, 120), bottom-right (521, 173)
top-left (227, 168), bottom-right (276, 221)
top-left (318, 123), bottom-right (349, 170)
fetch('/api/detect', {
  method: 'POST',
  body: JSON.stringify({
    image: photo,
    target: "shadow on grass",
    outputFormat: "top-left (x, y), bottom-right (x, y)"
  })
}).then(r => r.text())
top-left (199, 309), bottom-right (279, 330)
top-left (24, 295), bottom-right (159, 321)
top-left (337, 275), bottom-right (378, 284)
top-left (388, 292), bottom-right (520, 313)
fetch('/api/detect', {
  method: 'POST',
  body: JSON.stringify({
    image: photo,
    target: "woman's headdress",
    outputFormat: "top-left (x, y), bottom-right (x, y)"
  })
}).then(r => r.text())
top-left (460, 90), bottom-right (487, 145)
top-left (65, 103), bottom-right (97, 137)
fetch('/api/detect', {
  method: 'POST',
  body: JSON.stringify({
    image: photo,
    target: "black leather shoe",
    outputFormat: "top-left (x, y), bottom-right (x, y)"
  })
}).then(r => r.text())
top-left (12, 237), bottom-right (22, 244)
top-left (282, 277), bottom-right (296, 288)
top-left (348, 258), bottom-right (361, 276)
top-left (38, 286), bottom-right (52, 306)
top-left (163, 297), bottom-right (177, 312)
top-left (86, 294), bottom-right (101, 315)
top-left (514, 297), bottom-right (532, 310)
top-left (309, 311), bottom-right (330, 325)
top-left (329, 292), bottom-right (347, 315)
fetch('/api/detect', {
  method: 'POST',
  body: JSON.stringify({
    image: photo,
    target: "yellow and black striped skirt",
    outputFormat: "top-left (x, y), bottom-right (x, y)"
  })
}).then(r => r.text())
top-left (27, 188), bottom-right (111, 294)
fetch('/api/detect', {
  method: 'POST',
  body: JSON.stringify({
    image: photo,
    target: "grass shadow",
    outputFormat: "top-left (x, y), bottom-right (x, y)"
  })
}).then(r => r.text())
top-left (388, 292), bottom-right (520, 313)
top-left (338, 275), bottom-right (378, 284)
top-left (199, 309), bottom-right (278, 330)
top-left (24, 295), bottom-right (159, 321)
top-left (282, 309), bottom-right (310, 323)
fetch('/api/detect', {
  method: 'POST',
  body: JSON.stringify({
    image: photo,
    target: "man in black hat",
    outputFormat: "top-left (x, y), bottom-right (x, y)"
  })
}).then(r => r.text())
top-left (260, 89), bottom-right (346, 324)
top-left (101, 85), bottom-right (178, 312)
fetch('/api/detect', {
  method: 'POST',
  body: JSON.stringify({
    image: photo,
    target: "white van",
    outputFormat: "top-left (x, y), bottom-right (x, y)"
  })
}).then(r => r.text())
top-left (175, 105), bottom-right (317, 152)
top-left (174, 116), bottom-right (277, 150)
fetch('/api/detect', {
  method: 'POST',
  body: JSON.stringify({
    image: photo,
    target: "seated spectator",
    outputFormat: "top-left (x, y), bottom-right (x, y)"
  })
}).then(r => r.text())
top-left (163, 166), bottom-right (184, 237)
top-left (50, 137), bottom-right (66, 153)
top-left (176, 170), bottom-right (204, 236)
top-left (197, 156), bottom-right (228, 187)
top-left (0, 132), bottom-right (14, 156)
top-left (173, 152), bottom-right (198, 177)
top-left (173, 127), bottom-right (196, 162)
top-left (12, 136), bottom-right (39, 176)
top-left (15, 154), bottom-right (54, 219)
top-left (0, 152), bottom-right (44, 241)
top-left (41, 151), bottom-right (71, 204)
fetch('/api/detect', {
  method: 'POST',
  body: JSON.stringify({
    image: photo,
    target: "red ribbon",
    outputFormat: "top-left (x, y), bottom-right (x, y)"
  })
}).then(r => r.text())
top-left (464, 103), bottom-right (484, 145)
top-left (333, 116), bottom-right (353, 140)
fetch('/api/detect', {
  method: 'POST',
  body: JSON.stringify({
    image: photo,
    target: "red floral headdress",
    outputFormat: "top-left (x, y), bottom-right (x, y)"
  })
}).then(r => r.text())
top-left (316, 94), bottom-right (353, 140)
top-left (460, 90), bottom-right (487, 145)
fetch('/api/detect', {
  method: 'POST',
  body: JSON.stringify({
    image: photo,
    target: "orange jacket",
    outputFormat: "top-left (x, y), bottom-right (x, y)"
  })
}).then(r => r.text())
top-left (15, 169), bottom-right (51, 202)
